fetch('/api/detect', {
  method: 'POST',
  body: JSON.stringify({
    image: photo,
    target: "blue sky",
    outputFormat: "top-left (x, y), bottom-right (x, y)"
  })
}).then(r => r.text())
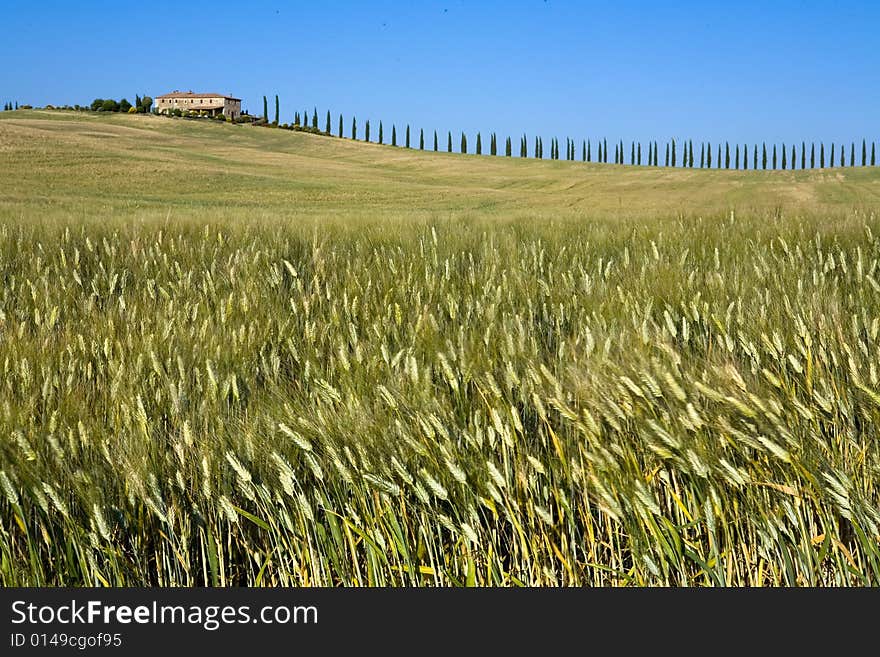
top-left (1, 1), bottom-right (877, 149)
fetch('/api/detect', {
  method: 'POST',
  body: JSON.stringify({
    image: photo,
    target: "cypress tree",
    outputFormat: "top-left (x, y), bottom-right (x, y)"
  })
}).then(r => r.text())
top-left (539, 137), bottom-right (544, 159)
top-left (262, 96), bottom-right (268, 121)
top-left (781, 143), bottom-right (786, 169)
top-left (365, 120), bottom-right (370, 142)
top-left (654, 141), bottom-right (659, 166)
top-left (273, 95), bottom-right (280, 124)
top-left (582, 140), bottom-right (586, 162)
top-left (506, 136), bottom-right (512, 157)
top-left (872, 142), bottom-right (876, 166)
top-left (700, 143), bottom-right (705, 168)
top-left (325, 110), bottom-right (331, 134)
top-left (405, 125), bottom-right (410, 148)
top-left (707, 142), bottom-right (712, 168)
top-left (717, 144), bottom-right (721, 169)
top-left (392, 125), bottom-right (397, 146)
top-left (338, 114), bottom-right (343, 138)
top-left (735, 144), bottom-right (740, 169)
top-left (689, 141), bottom-right (694, 167)
top-left (820, 143), bottom-right (825, 168)
top-left (671, 139), bottom-right (676, 167)
top-left (830, 143), bottom-right (835, 167)
top-left (663, 143), bottom-right (668, 166)
top-left (630, 141), bottom-right (635, 165)
top-left (419, 128), bottom-right (424, 150)
top-left (535, 136), bottom-right (540, 158)
top-left (434, 130), bottom-right (438, 152)
top-left (294, 112), bottom-right (300, 126)
top-left (725, 142), bottom-right (730, 169)
top-left (604, 138), bottom-right (608, 163)
top-left (448, 132), bottom-right (452, 153)
top-left (801, 142), bottom-right (806, 169)
top-left (352, 116), bottom-right (357, 140)
top-left (587, 139), bottom-right (592, 162)
top-left (461, 132), bottom-right (467, 154)
top-left (638, 142), bottom-right (643, 166)
top-left (476, 132), bottom-right (481, 155)
top-left (841, 144), bottom-right (845, 167)
top-left (311, 107), bottom-right (317, 129)
top-left (597, 141), bottom-right (602, 162)
top-left (762, 143), bottom-right (767, 169)
top-left (379, 121), bottom-right (384, 144)
top-left (491, 133), bottom-right (497, 156)
top-left (850, 143), bottom-right (855, 167)
top-left (811, 144), bottom-right (815, 169)
top-left (863, 139), bottom-right (867, 166)
top-left (743, 144), bottom-right (748, 170)
top-left (521, 136), bottom-right (526, 158)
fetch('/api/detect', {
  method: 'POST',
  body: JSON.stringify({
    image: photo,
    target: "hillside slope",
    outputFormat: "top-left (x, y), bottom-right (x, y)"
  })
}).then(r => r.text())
top-left (2, 110), bottom-right (879, 225)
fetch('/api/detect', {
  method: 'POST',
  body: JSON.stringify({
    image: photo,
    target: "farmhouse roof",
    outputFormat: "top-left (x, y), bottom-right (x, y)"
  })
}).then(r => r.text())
top-left (156, 91), bottom-right (241, 101)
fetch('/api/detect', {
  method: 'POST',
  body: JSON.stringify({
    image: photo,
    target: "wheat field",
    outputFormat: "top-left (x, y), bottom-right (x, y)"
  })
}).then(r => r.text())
top-left (1, 111), bottom-right (879, 585)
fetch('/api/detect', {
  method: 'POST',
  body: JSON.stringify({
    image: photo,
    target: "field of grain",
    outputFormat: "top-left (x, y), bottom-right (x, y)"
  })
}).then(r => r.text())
top-left (1, 111), bottom-right (879, 585)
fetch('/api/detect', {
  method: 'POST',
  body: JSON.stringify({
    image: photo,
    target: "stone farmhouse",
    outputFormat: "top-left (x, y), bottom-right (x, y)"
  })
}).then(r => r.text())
top-left (154, 91), bottom-right (242, 119)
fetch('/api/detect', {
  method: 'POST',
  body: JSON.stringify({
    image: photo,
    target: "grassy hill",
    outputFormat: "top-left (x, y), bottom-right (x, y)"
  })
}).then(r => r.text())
top-left (2, 110), bottom-right (879, 226)
top-left (2, 110), bottom-right (880, 587)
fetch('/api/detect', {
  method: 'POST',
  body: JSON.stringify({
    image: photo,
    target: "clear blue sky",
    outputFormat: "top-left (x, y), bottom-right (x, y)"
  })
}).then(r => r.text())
top-left (2, 1), bottom-right (877, 149)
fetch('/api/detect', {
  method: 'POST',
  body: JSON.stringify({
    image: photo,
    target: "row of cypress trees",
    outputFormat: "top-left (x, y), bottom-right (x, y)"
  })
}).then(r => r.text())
top-left (274, 105), bottom-right (878, 169)
top-left (2, 101), bottom-right (19, 111)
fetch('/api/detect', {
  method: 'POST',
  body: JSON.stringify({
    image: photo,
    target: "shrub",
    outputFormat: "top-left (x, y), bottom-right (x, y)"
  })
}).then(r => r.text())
top-left (101, 99), bottom-right (119, 112)
top-left (127, 106), bottom-right (138, 114)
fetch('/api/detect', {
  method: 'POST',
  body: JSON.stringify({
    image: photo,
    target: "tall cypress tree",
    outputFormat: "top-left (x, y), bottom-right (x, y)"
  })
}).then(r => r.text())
top-left (294, 112), bottom-right (300, 126)
top-left (700, 143), bottom-right (705, 168)
top-left (311, 106), bottom-right (317, 129)
top-left (735, 144), bottom-right (740, 169)
top-left (325, 110), bottom-right (331, 134)
top-left (582, 140), bottom-right (586, 162)
top-left (603, 138), bottom-right (608, 163)
top-left (781, 143), bottom-right (786, 169)
top-left (379, 121), bottom-right (384, 144)
top-left (434, 130), bottom-right (438, 152)
top-left (707, 142), bottom-right (712, 168)
top-left (802, 142), bottom-right (806, 169)
top-left (850, 142), bottom-right (855, 167)
top-left (671, 139), bottom-right (676, 167)
top-left (419, 128), bottom-right (424, 150)
top-left (597, 140), bottom-right (602, 162)
top-left (365, 120), bottom-right (370, 142)
top-left (752, 144), bottom-right (757, 170)
top-left (820, 143), bottom-right (825, 168)
top-left (743, 144), bottom-right (748, 170)
top-left (830, 143), bottom-right (835, 167)
top-left (587, 139), bottom-right (592, 162)
top-left (689, 141), bottom-right (694, 167)
top-left (535, 136), bottom-right (540, 158)
top-left (872, 142), bottom-right (876, 166)
top-left (840, 144), bottom-right (845, 167)
top-left (791, 144), bottom-right (795, 170)
top-left (262, 96), bottom-right (268, 121)
top-left (461, 132), bottom-right (467, 154)
top-left (476, 132), bottom-right (481, 155)
top-left (352, 116), bottom-right (357, 140)
top-left (392, 125), bottom-right (397, 146)
top-left (664, 143), bottom-right (669, 167)
top-left (521, 136), bottom-right (526, 158)
top-left (506, 136), bottom-right (512, 157)
top-left (811, 143), bottom-right (815, 168)
top-left (338, 114), bottom-right (343, 138)
top-left (725, 142), bottom-right (730, 169)
top-left (448, 132), bottom-right (452, 153)
top-left (405, 125), bottom-right (410, 148)
top-left (863, 139), bottom-right (867, 166)
top-left (762, 143), bottom-right (768, 169)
